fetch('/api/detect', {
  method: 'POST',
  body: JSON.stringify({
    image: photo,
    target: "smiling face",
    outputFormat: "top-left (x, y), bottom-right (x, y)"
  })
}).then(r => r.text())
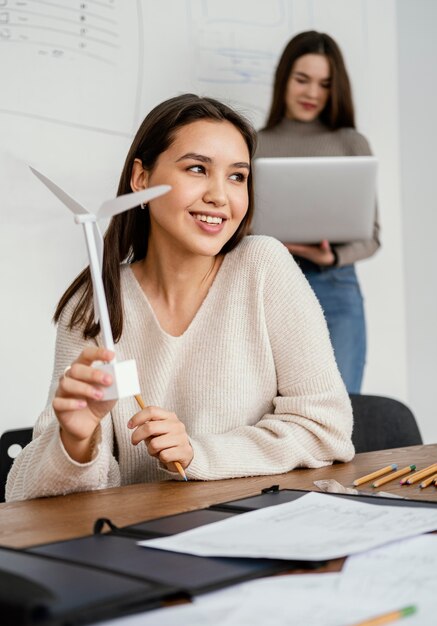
top-left (131, 119), bottom-right (250, 258)
top-left (285, 53), bottom-right (331, 122)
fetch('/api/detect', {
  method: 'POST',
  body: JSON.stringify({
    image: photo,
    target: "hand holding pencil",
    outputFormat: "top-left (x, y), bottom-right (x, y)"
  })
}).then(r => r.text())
top-left (130, 394), bottom-right (190, 481)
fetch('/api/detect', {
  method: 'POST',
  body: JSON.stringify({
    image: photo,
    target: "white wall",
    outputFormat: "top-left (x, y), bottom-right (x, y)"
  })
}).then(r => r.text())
top-left (1, 0), bottom-right (421, 438)
top-left (397, 0), bottom-right (437, 442)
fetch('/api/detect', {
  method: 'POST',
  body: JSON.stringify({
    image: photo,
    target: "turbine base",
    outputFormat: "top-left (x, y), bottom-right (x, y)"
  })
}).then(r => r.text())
top-left (93, 359), bottom-right (140, 400)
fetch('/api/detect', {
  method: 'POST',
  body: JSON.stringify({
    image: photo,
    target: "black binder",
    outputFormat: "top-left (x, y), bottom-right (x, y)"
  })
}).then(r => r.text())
top-left (3, 486), bottom-right (435, 625)
top-left (30, 505), bottom-right (320, 597)
top-left (0, 489), bottom-right (322, 625)
top-left (213, 486), bottom-right (437, 512)
top-left (0, 545), bottom-right (176, 626)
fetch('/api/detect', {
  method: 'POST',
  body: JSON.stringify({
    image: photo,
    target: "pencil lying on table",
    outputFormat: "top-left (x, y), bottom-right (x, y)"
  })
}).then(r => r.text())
top-left (134, 394), bottom-right (188, 482)
top-left (353, 464), bottom-right (397, 487)
top-left (402, 462), bottom-right (437, 485)
top-left (419, 472), bottom-right (437, 489)
top-left (372, 465), bottom-right (416, 488)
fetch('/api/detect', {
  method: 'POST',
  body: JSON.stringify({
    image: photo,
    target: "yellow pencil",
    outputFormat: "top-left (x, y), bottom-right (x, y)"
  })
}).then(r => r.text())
top-left (134, 394), bottom-right (188, 482)
top-left (353, 464), bottom-right (397, 487)
top-left (372, 465), bottom-right (416, 488)
top-left (400, 470), bottom-right (419, 485)
top-left (349, 605), bottom-right (416, 626)
top-left (419, 472), bottom-right (437, 489)
top-left (404, 463), bottom-right (437, 485)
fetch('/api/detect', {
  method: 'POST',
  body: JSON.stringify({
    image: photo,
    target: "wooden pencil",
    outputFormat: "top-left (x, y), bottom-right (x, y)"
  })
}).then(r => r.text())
top-left (419, 472), bottom-right (437, 489)
top-left (372, 465), bottom-right (416, 488)
top-left (404, 463), bottom-right (437, 485)
top-left (350, 605), bottom-right (416, 626)
top-left (134, 394), bottom-right (188, 481)
top-left (353, 464), bottom-right (397, 487)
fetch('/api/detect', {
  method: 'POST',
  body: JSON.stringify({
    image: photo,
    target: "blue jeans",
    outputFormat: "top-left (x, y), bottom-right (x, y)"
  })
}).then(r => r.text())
top-left (302, 263), bottom-right (366, 394)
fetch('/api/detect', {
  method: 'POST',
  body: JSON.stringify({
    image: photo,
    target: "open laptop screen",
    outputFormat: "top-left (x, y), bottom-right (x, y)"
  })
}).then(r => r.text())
top-left (252, 156), bottom-right (377, 244)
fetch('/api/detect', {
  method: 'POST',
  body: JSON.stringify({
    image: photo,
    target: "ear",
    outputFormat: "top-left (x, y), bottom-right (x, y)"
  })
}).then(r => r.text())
top-left (130, 158), bottom-right (149, 193)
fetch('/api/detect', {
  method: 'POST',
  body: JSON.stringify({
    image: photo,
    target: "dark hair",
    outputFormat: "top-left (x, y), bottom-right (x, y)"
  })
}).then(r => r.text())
top-left (54, 94), bottom-right (257, 342)
top-left (264, 31), bottom-right (355, 130)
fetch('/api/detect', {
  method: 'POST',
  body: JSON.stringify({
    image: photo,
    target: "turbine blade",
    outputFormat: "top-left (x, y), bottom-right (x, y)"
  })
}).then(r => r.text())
top-left (29, 166), bottom-right (89, 216)
top-left (97, 185), bottom-right (171, 220)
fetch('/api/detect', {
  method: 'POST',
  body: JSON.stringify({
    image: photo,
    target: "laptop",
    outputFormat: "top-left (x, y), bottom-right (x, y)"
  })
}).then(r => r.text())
top-left (252, 156), bottom-right (377, 243)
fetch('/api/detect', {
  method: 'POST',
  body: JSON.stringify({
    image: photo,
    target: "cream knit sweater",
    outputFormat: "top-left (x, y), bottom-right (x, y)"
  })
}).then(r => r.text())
top-left (6, 236), bottom-right (354, 502)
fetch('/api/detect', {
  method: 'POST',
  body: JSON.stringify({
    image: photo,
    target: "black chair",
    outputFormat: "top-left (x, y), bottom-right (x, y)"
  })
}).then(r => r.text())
top-left (350, 394), bottom-right (423, 453)
top-left (0, 427), bottom-right (33, 502)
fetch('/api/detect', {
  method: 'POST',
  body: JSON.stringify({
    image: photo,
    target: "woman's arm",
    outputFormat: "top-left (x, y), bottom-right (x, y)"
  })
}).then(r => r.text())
top-left (183, 240), bottom-right (355, 480)
top-left (332, 207), bottom-right (380, 266)
top-left (6, 304), bottom-right (121, 502)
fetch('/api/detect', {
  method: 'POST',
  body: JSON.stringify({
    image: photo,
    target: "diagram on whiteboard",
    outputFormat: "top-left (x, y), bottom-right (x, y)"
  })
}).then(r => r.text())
top-left (188, 0), bottom-right (292, 126)
top-left (0, 0), bottom-right (143, 135)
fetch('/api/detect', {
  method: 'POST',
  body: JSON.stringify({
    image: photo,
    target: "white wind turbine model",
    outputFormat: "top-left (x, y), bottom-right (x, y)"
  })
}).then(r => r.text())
top-left (30, 166), bottom-right (171, 400)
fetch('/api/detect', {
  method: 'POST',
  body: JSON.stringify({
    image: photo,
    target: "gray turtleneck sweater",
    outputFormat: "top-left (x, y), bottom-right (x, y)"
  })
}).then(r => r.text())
top-left (256, 118), bottom-right (380, 267)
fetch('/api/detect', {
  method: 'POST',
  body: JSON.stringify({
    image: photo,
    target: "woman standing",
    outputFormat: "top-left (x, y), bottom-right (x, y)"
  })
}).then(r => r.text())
top-left (257, 31), bottom-right (380, 394)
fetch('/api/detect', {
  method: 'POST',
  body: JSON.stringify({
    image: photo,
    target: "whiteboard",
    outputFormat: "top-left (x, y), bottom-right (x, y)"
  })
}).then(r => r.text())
top-left (0, 0), bottom-right (406, 435)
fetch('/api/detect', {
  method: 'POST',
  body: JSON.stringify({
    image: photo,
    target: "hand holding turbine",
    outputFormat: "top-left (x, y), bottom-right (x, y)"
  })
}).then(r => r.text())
top-left (30, 166), bottom-right (170, 400)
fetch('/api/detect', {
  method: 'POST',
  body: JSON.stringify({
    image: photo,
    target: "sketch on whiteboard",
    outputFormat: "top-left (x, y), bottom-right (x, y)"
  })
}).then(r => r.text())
top-left (0, 0), bottom-right (143, 136)
top-left (187, 0), bottom-right (292, 127)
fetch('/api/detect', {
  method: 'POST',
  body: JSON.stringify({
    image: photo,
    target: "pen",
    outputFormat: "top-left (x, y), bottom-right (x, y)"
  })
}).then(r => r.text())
top-left (372, 465), bottom-right (416, 488)
top-left (349, 605), bottom-right (416, 626)
top-left (134, 394), bottom-right (188, 482)
top-left (403, 462), bottom-right (437, 485)
top-left (353, 464), bottom-right (397, 487)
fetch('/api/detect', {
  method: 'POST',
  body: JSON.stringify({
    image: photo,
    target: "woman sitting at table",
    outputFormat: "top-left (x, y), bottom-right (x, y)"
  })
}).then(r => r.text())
top-left (6, 94), bottom-right (354, 502)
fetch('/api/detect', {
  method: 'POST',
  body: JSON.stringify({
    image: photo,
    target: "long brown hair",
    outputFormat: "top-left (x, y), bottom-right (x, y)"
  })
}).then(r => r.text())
top-left (54, 94), bottom-right (257, 342)
top-left (264, 31), bottom-right (355, 131)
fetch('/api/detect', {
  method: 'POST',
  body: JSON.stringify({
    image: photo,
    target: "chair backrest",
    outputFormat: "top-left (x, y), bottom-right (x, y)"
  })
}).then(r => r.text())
top-left (350, 394), bottom-right (423, 454)
top-left (0, 428), bottom-right (33, 502)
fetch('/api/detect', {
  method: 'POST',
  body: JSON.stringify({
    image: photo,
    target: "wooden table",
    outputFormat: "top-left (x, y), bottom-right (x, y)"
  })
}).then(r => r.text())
top-left (1, 444), bottom-right (436, 550)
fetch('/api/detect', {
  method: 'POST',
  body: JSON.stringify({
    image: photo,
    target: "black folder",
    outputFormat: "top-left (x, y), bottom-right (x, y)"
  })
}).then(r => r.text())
top-left (5, 486), bottom-right (434, 625)
top-left (32, 533), bottom-right (291, 595)
top-left (213, 486), bottom-right (437, 512)
top-left (17, 490), bottom-right (324, 625)
top-left (30, 504), bottom-right (319, 596)
top-left (0, 545), bottom-right (176, 626)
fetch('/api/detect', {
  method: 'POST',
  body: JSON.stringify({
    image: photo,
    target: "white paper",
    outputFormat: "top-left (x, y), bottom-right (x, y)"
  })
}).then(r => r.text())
top-left (100, 598), bottom-right (235, 626)
top-left (339, 534), bottom-right (437, 626)
top-left (100, 573), bottom-right (395, 626)
top-left (139, 492), bottom-right (437, 561)
top-left (98, 574), bottom-right (338, 626)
